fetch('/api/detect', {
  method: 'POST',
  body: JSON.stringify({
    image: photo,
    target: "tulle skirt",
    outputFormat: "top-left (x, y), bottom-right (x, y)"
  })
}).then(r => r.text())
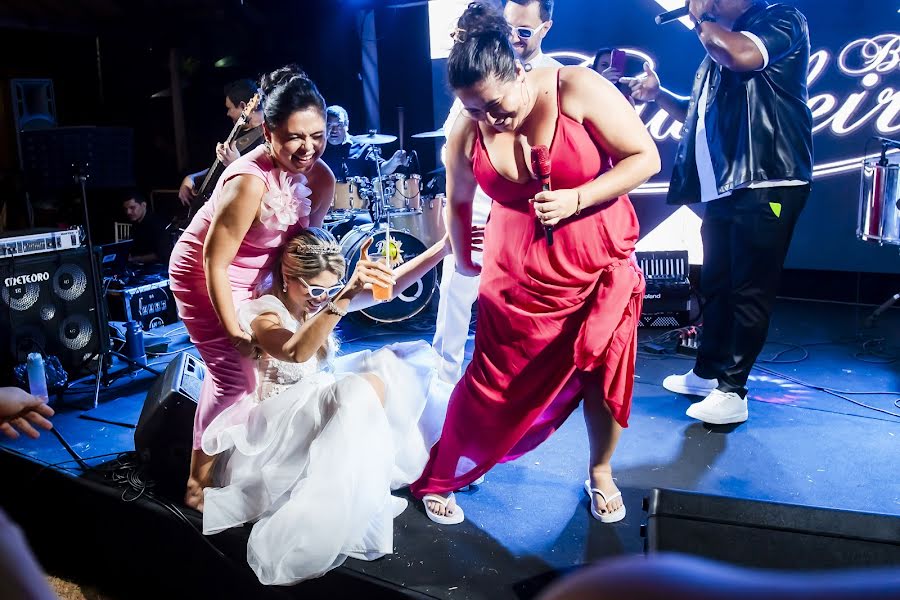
top-left (200, 341), bottom-right (450, 585)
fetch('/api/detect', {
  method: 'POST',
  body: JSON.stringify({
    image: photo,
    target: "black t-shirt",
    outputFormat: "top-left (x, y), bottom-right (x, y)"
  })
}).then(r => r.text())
top-left (130, 212), bottom-right (172, 265)
top-left (321, 141), bottom-right (375, 180)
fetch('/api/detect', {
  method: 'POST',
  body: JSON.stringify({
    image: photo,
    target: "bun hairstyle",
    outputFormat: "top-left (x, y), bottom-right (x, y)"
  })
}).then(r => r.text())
top-left (259, 64), bottom-right (327, 130)
top-left (448, 2), bottom-right (517, 90)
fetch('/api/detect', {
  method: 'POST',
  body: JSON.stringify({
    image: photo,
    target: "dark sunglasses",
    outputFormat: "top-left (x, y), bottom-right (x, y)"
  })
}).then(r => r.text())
top-left (298, 277), bottom-right (344, 299)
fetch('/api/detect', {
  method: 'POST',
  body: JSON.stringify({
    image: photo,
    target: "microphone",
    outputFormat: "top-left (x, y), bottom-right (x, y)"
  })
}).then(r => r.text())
top-left (531, 144), bottom-right (553, 246)
top-left (655, 5), bottom-right (690, 25)
top-left (875, 136), bottom-right (900, 149)
top-left (865, 293), bottom-right (900, 328)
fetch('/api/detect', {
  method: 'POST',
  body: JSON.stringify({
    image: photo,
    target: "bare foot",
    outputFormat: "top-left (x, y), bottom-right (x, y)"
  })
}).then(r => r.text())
top-left (588, 467), bottom-right (624, 516)
top-left (184, 477), bottom-right (206, 512)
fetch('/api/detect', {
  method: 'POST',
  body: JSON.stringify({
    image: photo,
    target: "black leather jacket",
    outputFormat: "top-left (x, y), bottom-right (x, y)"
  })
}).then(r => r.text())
top-left (667, 2), bottom-right (814, 205)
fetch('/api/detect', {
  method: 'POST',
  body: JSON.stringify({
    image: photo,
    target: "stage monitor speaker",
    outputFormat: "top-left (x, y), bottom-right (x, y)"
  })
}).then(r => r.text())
top-left (0, 246), bottom-right (109, 381)
top-left (134, 351), bottom-right (204, 495)
top-left (10, 79), bottom-right (57, 133)
top-left (643, 488), bottom-right (900, 570)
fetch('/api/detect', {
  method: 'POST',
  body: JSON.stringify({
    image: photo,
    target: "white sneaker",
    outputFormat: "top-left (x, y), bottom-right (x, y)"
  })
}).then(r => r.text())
top-left (685, 389), bottom-right (748, 425)
top-left (663, 369), bottom-right (718, 396)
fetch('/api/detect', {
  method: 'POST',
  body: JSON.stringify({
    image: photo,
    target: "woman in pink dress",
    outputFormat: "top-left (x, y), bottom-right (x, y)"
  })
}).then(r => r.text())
top-left (410, 4), bottom-right (660, 524)
top-left (169, 66), bottom-right (334, 509)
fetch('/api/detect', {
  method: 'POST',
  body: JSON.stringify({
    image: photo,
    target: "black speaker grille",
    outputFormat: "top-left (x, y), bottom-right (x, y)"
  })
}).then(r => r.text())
top-left (53, 264), bottom-right (87, 301)
top-left (1, 282), bottom-right (40, 311)
top-left (0, 247), bottom-right (108, 381)
top-left (59, 315), bottom-right (93, 351)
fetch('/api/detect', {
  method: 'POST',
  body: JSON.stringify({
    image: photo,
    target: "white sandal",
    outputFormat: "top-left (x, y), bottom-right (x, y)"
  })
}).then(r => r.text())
top-left (422, 493), bottom-right (465, 525)
top-left (583, 479), bottom-right (626, 523)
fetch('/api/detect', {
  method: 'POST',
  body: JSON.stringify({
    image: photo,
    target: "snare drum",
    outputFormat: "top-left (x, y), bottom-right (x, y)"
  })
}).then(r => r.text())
top-left (332, 177), bottom-right (370, 211)
top-left (385, 174), bottom-right (422, 210)
top-left (858, 160), bottom-right (900, 245)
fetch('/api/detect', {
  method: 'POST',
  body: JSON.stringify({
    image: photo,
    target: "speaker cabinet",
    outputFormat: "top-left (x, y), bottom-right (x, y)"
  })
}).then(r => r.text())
top-left (0, 246), bottom-right (108, 380)
top-left (643, 488), bottom-right (900, 569)
top-left (134, 352), bottom-right (204, 495)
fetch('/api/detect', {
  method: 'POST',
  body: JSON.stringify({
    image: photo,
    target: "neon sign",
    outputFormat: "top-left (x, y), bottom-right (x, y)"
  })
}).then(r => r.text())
top-left (549, 33), bottom-right (900, 190)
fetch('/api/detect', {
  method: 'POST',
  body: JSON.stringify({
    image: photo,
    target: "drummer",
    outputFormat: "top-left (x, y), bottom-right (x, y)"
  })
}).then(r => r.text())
top-left (322, 105), bottom-right (408, 181)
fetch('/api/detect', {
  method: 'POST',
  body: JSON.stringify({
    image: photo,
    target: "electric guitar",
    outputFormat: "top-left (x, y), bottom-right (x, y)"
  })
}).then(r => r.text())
top-left (181, 93), bottom-right (261, 225)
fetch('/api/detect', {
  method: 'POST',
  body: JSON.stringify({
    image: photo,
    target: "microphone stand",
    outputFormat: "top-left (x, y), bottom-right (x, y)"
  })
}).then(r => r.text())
top-left (74, 165), bottom-right (162, 410)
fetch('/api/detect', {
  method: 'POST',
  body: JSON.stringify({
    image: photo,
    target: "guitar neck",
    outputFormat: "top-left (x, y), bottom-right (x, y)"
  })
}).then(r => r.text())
top-left (195, 118), bottom-right (249, 199)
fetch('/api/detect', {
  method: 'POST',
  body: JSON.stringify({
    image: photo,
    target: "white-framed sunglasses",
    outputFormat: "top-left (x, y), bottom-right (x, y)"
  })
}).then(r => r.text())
top-left (510, 22), bottom-right (546, 39)
top-left (298, 277), bottom-right (345, 299)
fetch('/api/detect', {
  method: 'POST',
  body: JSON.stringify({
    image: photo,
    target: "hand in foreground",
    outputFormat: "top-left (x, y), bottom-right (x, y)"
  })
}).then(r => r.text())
top-left (347, 238), bottom-right (396, 296)
top-left (0, 387), bottom-right (54, 440)
top-left (531, 188), bottom-right (580, 227)
top-left (229, 331), bottom-right (258, 359)
top-left (178, 175), bottom-right (197, 207)
top-left (441, 224), bottom-right (485, 257)
top-left (689, 0), bottom-right (715, 22)
top-left (619, 62), bottom-right (661, 103)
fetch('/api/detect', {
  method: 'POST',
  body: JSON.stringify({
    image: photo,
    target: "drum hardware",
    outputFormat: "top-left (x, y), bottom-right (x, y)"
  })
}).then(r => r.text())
top-left (411, 128), bottom-right (445, 139)
top-left (857, 136), bottom-right (900, 326)
top-left (857, 138), bottom-right (900, 246)
top-left (350, 131), bottom-right (398, 145)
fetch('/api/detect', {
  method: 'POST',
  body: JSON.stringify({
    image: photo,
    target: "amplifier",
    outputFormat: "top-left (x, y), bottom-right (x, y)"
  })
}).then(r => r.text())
top-left (0, 246), bottom-right (108, 379)
top-left (0, 227), bottom-right (83, 258)
top-left (636, 250), bottom-right (692, 328)
top-left (106, 278), bottom-right (178, 330)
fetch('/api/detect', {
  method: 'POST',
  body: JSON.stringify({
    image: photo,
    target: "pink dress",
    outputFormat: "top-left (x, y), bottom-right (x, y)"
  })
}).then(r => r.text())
top-left (169, 145), bottom-right (313, 449)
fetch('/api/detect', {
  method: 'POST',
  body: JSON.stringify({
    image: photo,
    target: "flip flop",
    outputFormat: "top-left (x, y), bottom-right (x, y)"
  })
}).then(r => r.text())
top-left (583, 479), bottom-right (626, 523)
top-left (422, 493), bottom-right (465, 525)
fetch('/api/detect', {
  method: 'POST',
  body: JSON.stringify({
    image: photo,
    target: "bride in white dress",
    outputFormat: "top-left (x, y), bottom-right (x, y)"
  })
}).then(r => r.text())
top-left (199, 226), bottom-right (469, 585)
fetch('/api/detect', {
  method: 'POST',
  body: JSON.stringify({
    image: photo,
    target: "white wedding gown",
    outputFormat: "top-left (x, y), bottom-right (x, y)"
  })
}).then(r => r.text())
top-left (200, 295), bottom-right (450, 585)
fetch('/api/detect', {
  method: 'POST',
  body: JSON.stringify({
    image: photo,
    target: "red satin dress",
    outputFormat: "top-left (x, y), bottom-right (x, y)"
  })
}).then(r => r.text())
top-left (411, 72), bottom-right (645, 497)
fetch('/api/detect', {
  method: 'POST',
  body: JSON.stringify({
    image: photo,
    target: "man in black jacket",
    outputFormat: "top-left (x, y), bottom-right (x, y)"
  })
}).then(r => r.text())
top-left (622, 0), bottom-right (813, 424)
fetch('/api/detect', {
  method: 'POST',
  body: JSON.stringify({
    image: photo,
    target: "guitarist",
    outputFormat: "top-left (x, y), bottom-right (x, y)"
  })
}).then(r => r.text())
top-left (178, 79), bottom-right (265, 207)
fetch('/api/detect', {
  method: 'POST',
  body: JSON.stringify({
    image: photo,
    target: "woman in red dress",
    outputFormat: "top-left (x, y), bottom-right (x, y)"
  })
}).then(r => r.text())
top-left (410, 3), bottom-right (660, 525)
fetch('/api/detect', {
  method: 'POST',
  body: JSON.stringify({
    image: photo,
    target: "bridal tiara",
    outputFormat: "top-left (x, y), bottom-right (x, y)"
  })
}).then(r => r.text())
top-left (295, 244), bottom-right (342, 256)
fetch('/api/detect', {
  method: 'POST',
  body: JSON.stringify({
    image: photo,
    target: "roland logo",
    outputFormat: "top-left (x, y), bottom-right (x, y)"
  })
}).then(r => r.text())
top-left (4, 272), bottom-right (50, 287)
top-left (643, 292), bottom-right (662, 300)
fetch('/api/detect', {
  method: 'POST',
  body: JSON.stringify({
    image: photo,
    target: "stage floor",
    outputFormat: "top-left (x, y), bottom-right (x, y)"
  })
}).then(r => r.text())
top-left (2, 299), bottom-right (898, 599)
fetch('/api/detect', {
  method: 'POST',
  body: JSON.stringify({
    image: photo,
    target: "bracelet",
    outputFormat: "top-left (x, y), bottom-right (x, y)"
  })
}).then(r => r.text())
top-left (326, 301), bottom-right (347, 317)
top-left (574, 190), bottom-right (583, 216)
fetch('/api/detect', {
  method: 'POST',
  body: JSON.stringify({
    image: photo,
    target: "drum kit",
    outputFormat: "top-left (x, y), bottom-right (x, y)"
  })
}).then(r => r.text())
top-left (325, 129), bottom-right (448, 323)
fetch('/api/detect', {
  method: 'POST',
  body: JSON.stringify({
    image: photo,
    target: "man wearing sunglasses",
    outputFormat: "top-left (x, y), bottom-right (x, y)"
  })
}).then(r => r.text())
top-left (504, 0), bottom-right (557, 69)
top-left (432, 0), bottom-right (561, 385)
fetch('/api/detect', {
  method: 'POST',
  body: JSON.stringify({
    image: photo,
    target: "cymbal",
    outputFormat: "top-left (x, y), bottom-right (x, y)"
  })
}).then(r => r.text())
top-left (427, 165), bottom-right (446, 176)
top-left (411, 128), bottom-right (445, 139)
top-left (350, 132), bottom-right (397, 145)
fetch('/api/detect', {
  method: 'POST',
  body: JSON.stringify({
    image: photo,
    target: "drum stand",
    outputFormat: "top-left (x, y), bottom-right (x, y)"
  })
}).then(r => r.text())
top-left (366, 145), bottom-right (390, 228)
top-left (858, 137), bottom-right (900, 328)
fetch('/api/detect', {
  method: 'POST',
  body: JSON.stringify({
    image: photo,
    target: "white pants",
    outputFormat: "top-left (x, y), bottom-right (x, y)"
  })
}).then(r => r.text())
top-left (431, 188), bottom-right (492, 384)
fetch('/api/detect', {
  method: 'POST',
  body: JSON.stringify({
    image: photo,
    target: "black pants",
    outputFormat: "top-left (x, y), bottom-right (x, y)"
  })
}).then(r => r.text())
top-left (693, 185), bottom-right (810, 397)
